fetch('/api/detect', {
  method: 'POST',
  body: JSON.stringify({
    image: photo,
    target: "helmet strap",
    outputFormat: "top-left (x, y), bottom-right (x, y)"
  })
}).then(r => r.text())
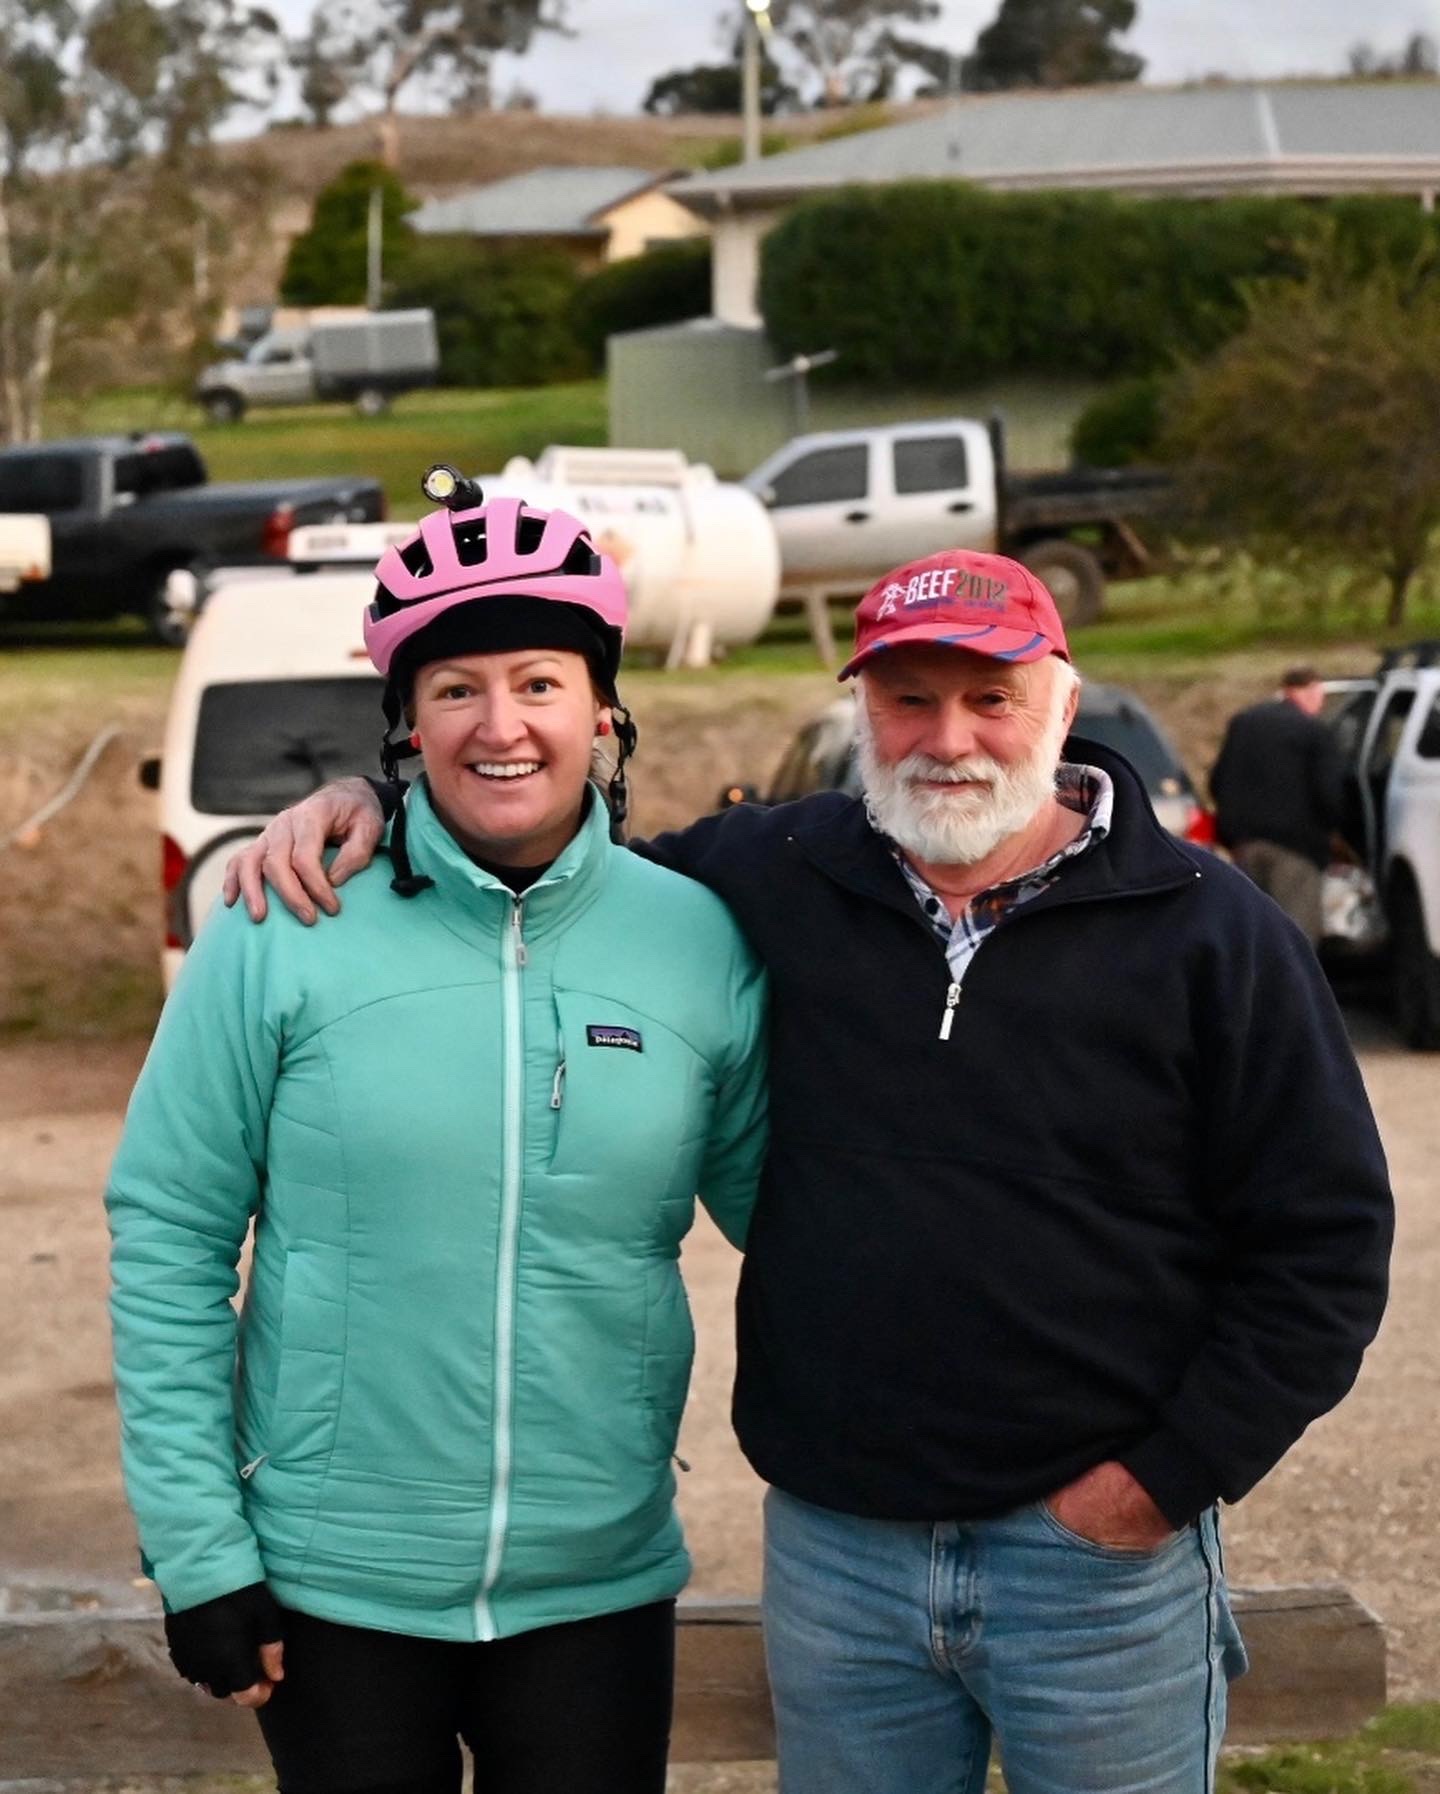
top-left (606, 703), bottom-right (639, 844)
top-left (379, 681), bottom-right (434, 899)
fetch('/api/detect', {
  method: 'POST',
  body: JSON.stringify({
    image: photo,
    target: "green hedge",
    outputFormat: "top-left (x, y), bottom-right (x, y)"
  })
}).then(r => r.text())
top-left (387, 239), bottom-right (589, 388)
top-left (759, 185), bottom-right (1440, 384)
top-left (569, 240), bottom-right (712, 366)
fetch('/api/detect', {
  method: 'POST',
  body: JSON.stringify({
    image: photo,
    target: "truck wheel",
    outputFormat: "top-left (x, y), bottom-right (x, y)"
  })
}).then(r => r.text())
top-left (202, 390), bottom-right (245, 425)
top-left (1020, 540), bottom-right (1104, 628)
top-left (1390, 878), bottom-right (1440, 1050)
top-left (140, 563), bottom-right (205, 647)
top-left (354, 388), bottom-right (389, 418)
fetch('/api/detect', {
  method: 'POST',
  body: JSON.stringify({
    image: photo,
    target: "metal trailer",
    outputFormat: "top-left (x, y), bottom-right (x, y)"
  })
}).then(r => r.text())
top-left (308, 310), bottom-right (439, 414)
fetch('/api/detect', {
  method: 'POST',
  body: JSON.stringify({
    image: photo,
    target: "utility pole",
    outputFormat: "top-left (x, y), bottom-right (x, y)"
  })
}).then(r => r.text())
top-left (742, 0), bottom-right (773, 164)
top-left (366, 185), bottom-right (383, 311)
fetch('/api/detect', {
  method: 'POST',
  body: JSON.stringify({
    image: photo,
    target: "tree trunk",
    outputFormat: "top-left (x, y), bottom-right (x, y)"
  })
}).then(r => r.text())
top-left (18, 305), bottom-right (57, 443)
top-left (1386, 562), bottom-right (1413, 628)
top-left (376, 107), bottom-right (400, 168)
top-left (0, 186), bottom-right (17, 444)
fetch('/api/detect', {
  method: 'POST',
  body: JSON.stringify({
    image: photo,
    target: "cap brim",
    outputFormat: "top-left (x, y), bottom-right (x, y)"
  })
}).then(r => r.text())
top-left (838, 621), bottom-right (1061, 681)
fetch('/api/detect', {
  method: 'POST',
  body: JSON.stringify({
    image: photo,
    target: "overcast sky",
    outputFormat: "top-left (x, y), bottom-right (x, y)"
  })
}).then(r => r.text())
top-left (251, 0), bottom-right (1440, 121)
top-left (435, 1), bottom-right (1440, 114)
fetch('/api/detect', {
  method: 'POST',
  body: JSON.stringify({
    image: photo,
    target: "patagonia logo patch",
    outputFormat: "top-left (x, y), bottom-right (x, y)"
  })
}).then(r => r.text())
top-left (586, 1024), bottom-right (643, 1053)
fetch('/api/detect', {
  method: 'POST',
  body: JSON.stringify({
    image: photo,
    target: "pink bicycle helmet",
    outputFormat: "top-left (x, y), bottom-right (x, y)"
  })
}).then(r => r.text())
top-left (365, 472), bottom-right (628, 693)
top-left (368, 469), bottom-right (640, 888)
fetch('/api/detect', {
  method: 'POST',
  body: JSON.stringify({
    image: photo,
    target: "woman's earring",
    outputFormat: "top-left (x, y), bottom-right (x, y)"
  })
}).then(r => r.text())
top-left (596, 718), bottom-right (612, 737)
top-left (409, 731), bottom-right (422, 749)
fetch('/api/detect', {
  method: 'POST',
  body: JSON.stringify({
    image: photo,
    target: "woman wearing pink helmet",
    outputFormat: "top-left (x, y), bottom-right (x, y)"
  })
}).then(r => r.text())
top-left (107, 469), bottom-right (769, 1794)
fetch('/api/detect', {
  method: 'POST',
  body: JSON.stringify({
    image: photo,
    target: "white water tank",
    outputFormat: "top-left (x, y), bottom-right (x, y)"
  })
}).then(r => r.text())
top-left (486, 447), bottom-right (781, 664)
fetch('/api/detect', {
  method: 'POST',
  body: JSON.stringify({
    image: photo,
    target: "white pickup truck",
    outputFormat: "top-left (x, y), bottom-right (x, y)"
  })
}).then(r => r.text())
top-left (1326, 645), bottom-right (1440, 1048)
top-left (744, 416), bottom-right (1172, 631)
top-left (195, 310), bottom-right (439, 423)
top-left (0, 512), bottom-right (50, 594)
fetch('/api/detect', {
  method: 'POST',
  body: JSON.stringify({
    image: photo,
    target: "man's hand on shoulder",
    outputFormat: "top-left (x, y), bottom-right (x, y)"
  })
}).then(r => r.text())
top-left (221, 777), bottom-right (386, 926)
top-left (1045, 1459), bottom-right (1176, 1551)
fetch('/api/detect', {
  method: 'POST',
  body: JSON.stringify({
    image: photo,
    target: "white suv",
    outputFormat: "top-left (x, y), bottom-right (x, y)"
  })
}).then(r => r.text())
top-left (138, 572), bottom-right (381, 988)
top-left (1326, 646), bottom-right (1440, 1049)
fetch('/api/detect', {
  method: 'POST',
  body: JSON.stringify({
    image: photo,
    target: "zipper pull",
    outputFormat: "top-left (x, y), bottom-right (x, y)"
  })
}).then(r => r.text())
top-left (239, 1453), bottom-right (269, 1480)
top-left (938, 981), bottom-right (960, 1041)
top-left (551, 1060), bottom-right (566, 1110)
top-left (511, 900), bottom-right (528, 967)
top-left (673, 1454), bottom-right (691, 1473)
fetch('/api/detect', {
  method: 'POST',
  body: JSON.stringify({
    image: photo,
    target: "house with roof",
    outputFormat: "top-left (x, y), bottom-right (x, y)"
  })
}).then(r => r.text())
top-left (669, 81), bottom-right (1440, 325)
top-left (409, 165), bottom-right (705, 268)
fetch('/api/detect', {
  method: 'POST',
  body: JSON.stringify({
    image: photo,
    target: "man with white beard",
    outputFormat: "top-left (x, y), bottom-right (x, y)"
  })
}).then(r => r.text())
top-left (224, 548), bottom-right (1392, 1794)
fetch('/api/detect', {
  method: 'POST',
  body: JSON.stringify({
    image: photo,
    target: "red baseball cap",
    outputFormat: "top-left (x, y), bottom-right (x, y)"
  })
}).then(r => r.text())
top-left (838, 549), bottom-right (1071, 681)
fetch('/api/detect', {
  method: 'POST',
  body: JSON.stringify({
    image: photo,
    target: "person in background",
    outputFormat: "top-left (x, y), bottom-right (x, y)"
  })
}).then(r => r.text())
top-left (224, 550), bottom-right (1392, 1794)
top-left (1209, 665), bottom-right (1350, 944)
top-left (107, 480), bottom-right (767, 1794)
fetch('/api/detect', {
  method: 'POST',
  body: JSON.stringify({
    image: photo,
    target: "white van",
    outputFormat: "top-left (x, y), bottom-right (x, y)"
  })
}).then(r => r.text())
top-left (142, 573), bottom-right (383, 988)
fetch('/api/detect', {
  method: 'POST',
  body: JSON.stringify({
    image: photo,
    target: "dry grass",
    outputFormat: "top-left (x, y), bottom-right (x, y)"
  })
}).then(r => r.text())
top-left (0, 647), bottom-right (833, 1039)
top-left (221, 99), bottom-right (944, 206)
top-left (203, 99), bottom-right (943, 299)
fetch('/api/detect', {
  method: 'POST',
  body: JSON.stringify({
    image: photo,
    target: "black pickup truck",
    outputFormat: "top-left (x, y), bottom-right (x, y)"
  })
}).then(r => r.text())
top-left (0, 433), bottom-right (385, 642)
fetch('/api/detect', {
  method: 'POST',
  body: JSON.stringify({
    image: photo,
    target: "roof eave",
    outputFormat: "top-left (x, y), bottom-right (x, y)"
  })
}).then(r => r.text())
top-left (586, 168), bottom-right (687, 224)
top-left (672, 155), bottom-right (1440, 217)
top-left (411, 220), bottom-right (610, 238)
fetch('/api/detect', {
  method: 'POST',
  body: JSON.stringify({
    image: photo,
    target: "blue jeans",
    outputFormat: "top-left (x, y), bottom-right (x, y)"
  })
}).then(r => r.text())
top-left (762, 1487), bottom-right (1248, 1794)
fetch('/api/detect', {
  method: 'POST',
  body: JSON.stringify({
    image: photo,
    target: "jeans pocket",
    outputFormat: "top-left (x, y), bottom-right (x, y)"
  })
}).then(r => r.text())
top-left (1036, 1498), bottom-right (1185, 1561)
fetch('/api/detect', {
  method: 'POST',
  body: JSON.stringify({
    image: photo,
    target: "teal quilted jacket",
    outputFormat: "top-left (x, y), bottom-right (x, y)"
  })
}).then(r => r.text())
top-left (107, 783), bottom-right (768, 1642)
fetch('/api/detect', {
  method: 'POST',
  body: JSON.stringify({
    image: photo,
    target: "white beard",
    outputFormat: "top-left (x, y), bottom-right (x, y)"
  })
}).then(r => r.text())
top-left (854, 697), bottom-right (1067, 868)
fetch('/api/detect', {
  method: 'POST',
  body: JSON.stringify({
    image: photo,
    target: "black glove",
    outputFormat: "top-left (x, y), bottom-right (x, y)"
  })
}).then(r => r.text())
top-left (163, 1582), bottom-right (284, 1699)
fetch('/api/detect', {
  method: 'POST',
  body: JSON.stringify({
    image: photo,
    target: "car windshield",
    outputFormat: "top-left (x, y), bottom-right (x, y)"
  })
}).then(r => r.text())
top-left (192, 678), bottom-right (384, 815)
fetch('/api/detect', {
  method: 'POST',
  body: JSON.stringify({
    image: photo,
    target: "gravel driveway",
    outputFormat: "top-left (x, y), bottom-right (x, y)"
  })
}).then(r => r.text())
top-left (1, 1000), bottom-right (1435, 1701)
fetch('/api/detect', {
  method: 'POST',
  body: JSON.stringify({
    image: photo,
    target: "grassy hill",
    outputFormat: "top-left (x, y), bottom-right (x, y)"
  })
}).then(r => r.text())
top-left (226, 99), bottom-right (937, 207)
top-left (201, 98), bottom-right (936, 325)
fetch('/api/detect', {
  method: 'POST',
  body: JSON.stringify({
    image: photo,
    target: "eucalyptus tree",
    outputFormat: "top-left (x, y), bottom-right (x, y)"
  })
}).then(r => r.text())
top-left (0, 0), bottom-right (282, 440)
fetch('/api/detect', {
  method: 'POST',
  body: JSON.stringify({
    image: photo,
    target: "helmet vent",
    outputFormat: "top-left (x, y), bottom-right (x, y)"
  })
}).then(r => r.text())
top-left (399, 537), bottom-right (434, 578)
top-left (516, 513), bottom-right (547, 555)
top-left (453, 518), bottom-right (489, 567)
top-left (561, 536), bottom-right (603, 576)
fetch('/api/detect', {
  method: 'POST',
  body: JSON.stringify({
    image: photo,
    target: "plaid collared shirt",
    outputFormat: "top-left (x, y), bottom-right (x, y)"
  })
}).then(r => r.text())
top-left (877, 763), bottom-right (1114, 998)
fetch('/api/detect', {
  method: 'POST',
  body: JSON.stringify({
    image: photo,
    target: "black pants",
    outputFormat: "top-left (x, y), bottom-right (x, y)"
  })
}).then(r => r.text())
top-left (256, 1599), bottom-right (676, 1794)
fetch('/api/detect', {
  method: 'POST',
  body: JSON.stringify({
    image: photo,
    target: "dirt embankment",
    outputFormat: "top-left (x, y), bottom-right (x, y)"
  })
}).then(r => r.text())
top-left (1, 642), bottom-right (1355, 1040)
top-left (0, 665), bottom-right (836, 1037)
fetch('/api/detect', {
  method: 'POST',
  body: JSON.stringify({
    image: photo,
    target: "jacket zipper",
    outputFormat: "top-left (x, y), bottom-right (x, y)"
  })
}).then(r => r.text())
top-left (476, 896), bottom-right (527, 1642)
top-left (938, 981), bottom-right (961, 1040)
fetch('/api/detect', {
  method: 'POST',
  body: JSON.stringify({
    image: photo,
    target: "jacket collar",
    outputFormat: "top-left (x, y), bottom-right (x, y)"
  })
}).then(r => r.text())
top-left (788, 737), bottom-right (1200, 919)
top-left (391, 776), bottom-right (612, 941)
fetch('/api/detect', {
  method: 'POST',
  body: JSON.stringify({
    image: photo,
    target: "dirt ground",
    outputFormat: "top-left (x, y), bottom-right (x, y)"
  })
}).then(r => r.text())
top-left (0, 646), bottom-right (1364, 1038)
top-left (0, 1001), bottom-right (1437, 1703)
top-left (2, 647), bottom-right (1434, 1794)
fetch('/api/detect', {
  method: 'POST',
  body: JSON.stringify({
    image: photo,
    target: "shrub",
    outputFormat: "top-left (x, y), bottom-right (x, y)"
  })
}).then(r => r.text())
top-left (694, 132), bottom-right (795, 170)
top-left (387, 238), bottom-right (589, 388)
top-left (1070, 376), bottom-right (1167, 466)
top-left (813, 103), bottom-right (894, 142)
top-left (569, 241), bottom-right (713, 365)
top-left (1164, 252), bottom-right (1440, 625)
top-left (759, 185), bottom-right (1440, 384)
